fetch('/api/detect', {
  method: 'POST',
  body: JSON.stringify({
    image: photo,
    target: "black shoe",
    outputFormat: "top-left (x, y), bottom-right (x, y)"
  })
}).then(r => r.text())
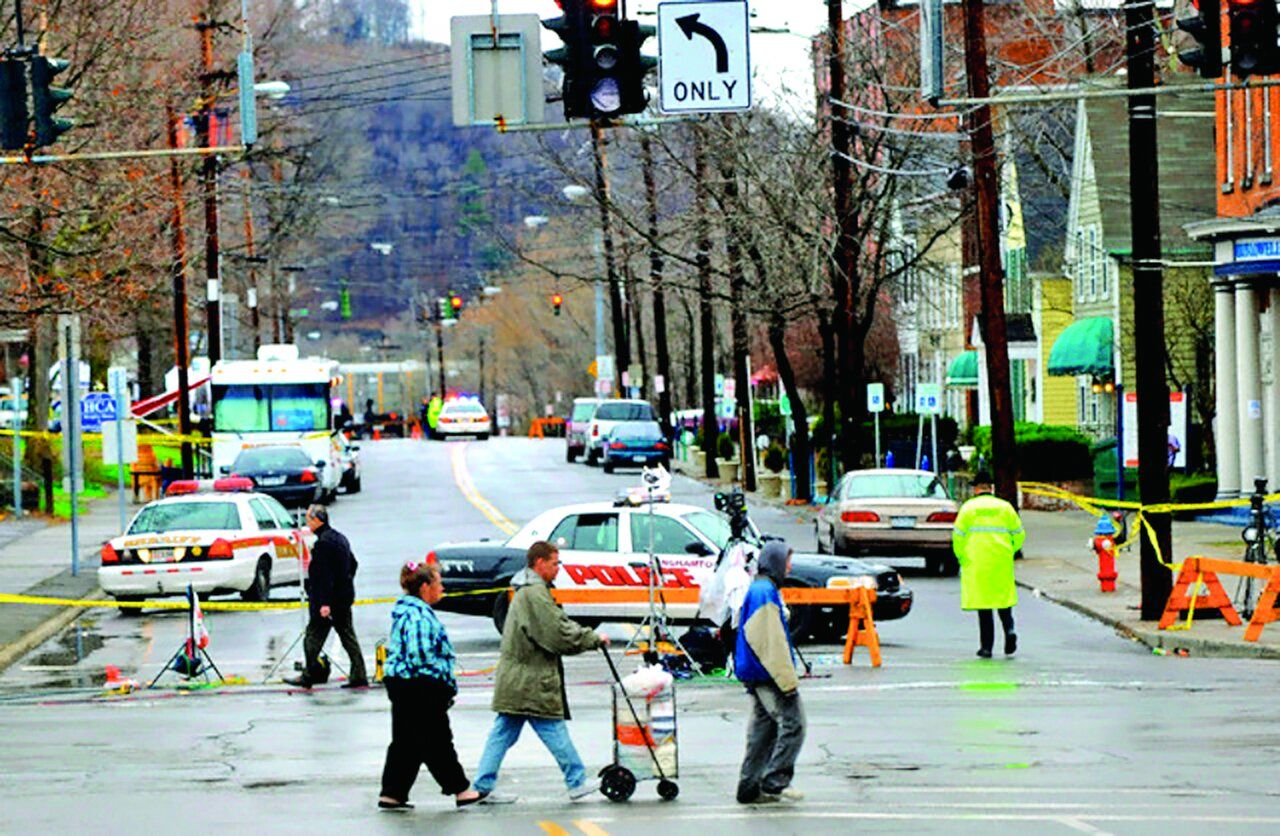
top-left (976, 649), bottom-right (993, 659)
top-left (456, 791), bottom-right (486, 808)
top-left (378, 799), bottom-right (414, 811)
top-left (1005, 633), bottom-right (1017, 656)
top-left (284, 676), bottom-right (313, 688)
top-left (342, 679), bottom-right (370, 689)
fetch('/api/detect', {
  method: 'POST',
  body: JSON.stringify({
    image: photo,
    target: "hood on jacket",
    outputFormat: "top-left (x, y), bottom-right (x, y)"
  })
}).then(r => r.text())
top-left (391, 594), bottom-right (430, 619)
top-left (510, 566), bottom-right (546, 588)
top-left (757, 540), bottom-right (791, 586)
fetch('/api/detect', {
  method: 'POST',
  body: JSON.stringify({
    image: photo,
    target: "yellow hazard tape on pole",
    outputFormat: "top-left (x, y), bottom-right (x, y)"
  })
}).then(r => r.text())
top-left (0, 587), bottom-right (510, 610)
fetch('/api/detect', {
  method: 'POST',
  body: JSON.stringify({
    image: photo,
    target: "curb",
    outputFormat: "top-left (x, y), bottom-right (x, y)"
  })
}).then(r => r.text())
top-left (1016, 578), bottom-right (1280, 660)
top-left (0, 588), bottom-right (105, 674)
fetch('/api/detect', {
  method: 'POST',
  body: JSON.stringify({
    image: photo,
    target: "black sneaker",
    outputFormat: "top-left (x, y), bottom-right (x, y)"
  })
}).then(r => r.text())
top-left (284, 676), bottom-right (313, 689)
top-left (341, 680), bottom-right (370, 689)
top-left (1005, 633), bottom-right (1017, 656)
top-left (976, 649), bottom-right (993, 659)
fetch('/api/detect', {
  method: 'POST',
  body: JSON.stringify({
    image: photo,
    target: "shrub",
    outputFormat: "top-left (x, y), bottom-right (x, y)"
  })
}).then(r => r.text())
top-left (754, 400), bottom-right (785, 441)
top-left (763, 442), bottom-right (787, 473)
top-left (717, 432), bottom-right (736, 460)
top-left (970, 422), bottom-right (1093, 482)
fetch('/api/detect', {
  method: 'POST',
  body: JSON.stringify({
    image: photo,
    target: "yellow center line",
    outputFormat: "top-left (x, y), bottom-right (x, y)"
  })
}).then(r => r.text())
top-left (537, 822), bottom-right (571, 836)
top-left (573, 820), bottom-right (611, 836)
top-left (449, 442), bottom-right (519, 535)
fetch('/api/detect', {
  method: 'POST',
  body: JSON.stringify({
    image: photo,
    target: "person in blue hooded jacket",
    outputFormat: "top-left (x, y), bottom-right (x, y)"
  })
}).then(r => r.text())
top-left (733, 541), bottom-right (805, 804)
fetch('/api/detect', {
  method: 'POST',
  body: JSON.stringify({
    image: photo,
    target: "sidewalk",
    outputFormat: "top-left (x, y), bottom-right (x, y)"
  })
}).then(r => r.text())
top-left (677, 458), bottom-right (1280, 659)
top-left (0, 494), bottom-right (128, 672)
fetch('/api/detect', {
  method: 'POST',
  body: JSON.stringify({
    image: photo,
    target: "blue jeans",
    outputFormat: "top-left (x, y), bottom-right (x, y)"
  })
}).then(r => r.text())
top-left (473, 713), bottom-right (586, 793)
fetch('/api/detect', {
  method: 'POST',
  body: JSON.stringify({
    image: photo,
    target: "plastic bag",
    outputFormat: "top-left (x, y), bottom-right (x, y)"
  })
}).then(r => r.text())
top-left (621, 663), bottom-right (673, 698)
top-left (697, 541), bottom-right (757, 626)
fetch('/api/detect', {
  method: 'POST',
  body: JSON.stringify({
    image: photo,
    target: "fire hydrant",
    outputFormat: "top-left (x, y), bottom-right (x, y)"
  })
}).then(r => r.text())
top-left (1092, 516), bottom-right (1118, 592)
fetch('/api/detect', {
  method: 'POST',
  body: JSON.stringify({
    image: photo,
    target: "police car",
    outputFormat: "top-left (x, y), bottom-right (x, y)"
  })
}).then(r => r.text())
top-left (98, 478), bottom-right (312, 608)
top-left (429, 489), bottom-right (913, 642)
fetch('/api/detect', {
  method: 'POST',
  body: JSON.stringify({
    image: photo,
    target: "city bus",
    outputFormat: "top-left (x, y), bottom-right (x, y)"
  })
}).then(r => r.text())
top-left (210, 344), bottom-right (343, 501)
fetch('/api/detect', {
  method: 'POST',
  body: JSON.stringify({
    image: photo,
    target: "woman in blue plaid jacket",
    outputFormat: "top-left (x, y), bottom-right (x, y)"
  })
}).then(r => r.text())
top-left (378, 561), bottom-right (484, 811)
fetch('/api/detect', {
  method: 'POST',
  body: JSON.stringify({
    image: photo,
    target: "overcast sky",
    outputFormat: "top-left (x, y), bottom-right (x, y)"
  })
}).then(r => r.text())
top-left (410, 0), bottom-right (836, 114)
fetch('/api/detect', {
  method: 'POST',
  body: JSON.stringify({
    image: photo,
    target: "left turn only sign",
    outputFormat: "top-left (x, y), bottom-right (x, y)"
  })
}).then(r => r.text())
top-left (657, 1), bottom-right (751, 114)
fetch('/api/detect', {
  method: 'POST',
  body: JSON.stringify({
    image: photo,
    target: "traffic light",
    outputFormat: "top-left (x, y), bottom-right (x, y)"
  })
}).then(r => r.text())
top-left (29, 56), bottom-right (74, 148)
top-left (450, 293), bottom-right (464, 314)
top-left (1178, 0), bottom-right (1223, 78)
top-left (552, 292), bottom-right (563, 316)
top-left (0, 60), bottom-right (28, 151)
top-left (1227, 0), bottom-right (1280, 77)
top-left (618, 20), bottom-right (657, 115)
top-left (339, 285), bottom-right (352, 320)
top-left (586, 0), bottom-right (625, 118)
top-left (543, 0), bottom-right (591, 119)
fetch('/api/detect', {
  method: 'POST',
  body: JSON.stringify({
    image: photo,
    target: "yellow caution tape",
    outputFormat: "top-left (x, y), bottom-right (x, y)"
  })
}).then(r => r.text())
top-left (0, 427), bottom-right (213, 445)
top-left (0, 586), bottom-right (510, 611)
top-left (1165, 573), bottom-right (1204, 632)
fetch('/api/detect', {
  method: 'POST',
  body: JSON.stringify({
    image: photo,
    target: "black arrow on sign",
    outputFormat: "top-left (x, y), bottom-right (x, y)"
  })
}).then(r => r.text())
top-left (676, 13), bottom-right (729, 74)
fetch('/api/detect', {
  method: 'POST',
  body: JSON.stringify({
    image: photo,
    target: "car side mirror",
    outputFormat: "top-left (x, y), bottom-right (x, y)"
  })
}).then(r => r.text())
top-left (684, 542), bottom-right (714, 556)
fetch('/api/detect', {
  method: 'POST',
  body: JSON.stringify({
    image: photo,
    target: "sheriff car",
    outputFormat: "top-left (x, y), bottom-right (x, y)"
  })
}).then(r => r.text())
top-left (429, 496), bottom-right (913, 643)
top-left (98, 478), bottom-right (312, 609)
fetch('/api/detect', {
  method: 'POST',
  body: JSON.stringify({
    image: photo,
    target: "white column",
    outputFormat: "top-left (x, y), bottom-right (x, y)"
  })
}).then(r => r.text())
top-left (1237, 281), bottom-right (1265, 492)
top-left (1268, 288), bottom-right (1280, 492)
top-left (1215, 280), bottom-right (1241, 499)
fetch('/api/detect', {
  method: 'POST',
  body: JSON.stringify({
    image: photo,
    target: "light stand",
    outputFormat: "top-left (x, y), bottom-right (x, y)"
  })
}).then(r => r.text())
top-left (624, 469), bottom-right (689, 662)
top-left (148, 585), bottom-right (224, 688)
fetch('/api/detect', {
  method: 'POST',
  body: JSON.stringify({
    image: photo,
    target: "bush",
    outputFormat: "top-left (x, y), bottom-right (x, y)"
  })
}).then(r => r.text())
top-left (763, 442), bottom-right (787, 473)
top-left (717, 433), bottom-right (736, 460)
top-left (971, 422), bottom-right (1093, 482)
top-left (754, 400), bottom-right (785, 441)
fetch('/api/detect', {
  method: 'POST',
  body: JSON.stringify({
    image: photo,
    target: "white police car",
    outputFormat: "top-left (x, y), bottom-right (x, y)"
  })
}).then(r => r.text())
top-left (98, 478), bottom-right (313, 608)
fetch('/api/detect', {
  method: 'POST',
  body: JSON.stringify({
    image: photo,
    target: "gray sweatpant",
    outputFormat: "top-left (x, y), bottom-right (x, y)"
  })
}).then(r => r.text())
top-left (736, 681), bottom-right (806, 802)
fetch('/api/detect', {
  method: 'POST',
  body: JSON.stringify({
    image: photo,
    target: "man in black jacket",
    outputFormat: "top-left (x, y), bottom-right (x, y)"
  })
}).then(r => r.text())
top-left (285, 504), bottom-right (368, 688)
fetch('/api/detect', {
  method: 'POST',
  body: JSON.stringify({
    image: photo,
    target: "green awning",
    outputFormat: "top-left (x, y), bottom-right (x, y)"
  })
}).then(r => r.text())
top-left (946, 350), bottom-right (979, 388)
top-left (1047, 316), bottom-right (1114, 378)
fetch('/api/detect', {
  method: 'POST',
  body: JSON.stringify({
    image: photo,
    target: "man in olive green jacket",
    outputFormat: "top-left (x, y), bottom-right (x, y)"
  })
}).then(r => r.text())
top-left (952, 476), bottom-right (1025, 659)
top-left (472, 541), bottom-right (607, 803)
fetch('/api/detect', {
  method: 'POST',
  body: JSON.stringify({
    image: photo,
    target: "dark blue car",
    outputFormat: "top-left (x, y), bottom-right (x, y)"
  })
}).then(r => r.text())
top-left (601, 422), bottom-right (669, 473)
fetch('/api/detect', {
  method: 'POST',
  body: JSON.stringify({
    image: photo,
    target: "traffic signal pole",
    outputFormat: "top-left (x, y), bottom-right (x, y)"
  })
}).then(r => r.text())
top-left (1125, 0), bottom-right (1173, 619)
top-left (590, 122), bottom-right (630, 376)
top-left (960, 0), bottom-right (1018, 503)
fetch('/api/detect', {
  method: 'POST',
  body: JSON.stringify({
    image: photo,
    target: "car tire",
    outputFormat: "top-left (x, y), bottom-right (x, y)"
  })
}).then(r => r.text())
top-left (941, 555), bottom-right (960, 577)
top-left (242, 558), bottom-right (272, 602)
top-left (781, 580), bottom-right (814, 643)
top-left (603, 460), bottom-right (614, 474)
top-left (585, 448), bottom-right (597, 466)
top-left (115, 595), bottom-right (145, 617)
top-left (492, 591), bottom-right (511, 635)
top-left (815, 523), bottom-right (828, 554)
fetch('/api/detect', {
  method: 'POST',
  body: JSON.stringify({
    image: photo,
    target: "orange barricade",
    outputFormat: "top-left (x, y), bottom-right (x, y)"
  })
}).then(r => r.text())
top-left (528, 417), bottom-right (566, 439)
top-left (1159, 556), bottom-right (1280, 641)
top-left (540, 585), bottom-right (881, 667)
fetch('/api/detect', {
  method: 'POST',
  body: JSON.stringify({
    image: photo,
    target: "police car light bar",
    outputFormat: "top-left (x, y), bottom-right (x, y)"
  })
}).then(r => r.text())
top-left (165, 477), bottom-right (257, 497)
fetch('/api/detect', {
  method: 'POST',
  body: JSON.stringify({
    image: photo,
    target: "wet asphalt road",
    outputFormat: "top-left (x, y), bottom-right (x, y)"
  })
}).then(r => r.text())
top-left (2, 437), bottom-right (1280, 834)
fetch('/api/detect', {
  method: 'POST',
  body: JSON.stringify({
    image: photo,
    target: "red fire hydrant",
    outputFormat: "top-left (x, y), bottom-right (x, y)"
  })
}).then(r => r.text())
top-left (1092, 517), bottom-right (1118, 592)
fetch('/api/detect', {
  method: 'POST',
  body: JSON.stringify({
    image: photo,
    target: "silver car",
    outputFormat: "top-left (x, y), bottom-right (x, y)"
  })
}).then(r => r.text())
top-left (815, 469), bottom-right (959, 575)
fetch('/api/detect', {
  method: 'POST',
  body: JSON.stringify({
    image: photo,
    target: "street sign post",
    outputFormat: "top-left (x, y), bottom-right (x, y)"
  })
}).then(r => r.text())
top-left (657, 1), bottom-right (751, 114)
top-left (79, 392), bottom-right (117, 433)
top-left (915, 383), bottom-right (942, 472)
top-left (867, 382), bottom-right (885, 466)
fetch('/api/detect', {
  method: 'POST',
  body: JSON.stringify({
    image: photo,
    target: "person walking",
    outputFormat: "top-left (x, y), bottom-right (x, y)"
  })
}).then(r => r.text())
top-left (952, 474), bottom-right (1025, 658)
top-left (378, 560), bottom-right (483, 811)
top-left (285, 504), bottom-right (368, 688)
top-left (472, 541), bottom-right (607, 803)
top-left (734, 541), bottom-right (806, 805)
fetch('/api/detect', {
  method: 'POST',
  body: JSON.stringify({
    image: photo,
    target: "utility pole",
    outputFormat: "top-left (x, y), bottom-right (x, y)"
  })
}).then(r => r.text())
top-left (827, 0), bottom-right (857, 470)
top-left (166, 106), bottom-right (194, 478)
top-left (197, 15), bottom-right (222, 365)
top-left (241, 168), bottom-right (261, 353)
top-left (718, 118), bottom-right (756, 492)
top-left (478, 332), bottom-right (486, 409)
top-left (1125, 0), bottom-right (1173, 618)
top-left (641, 134), bottom-right (674, 436)
top-left (960, 0), bottom-right (1018, 503)
top-left (694, 128), bottom-right (719, 479)
top-left (270, 150), bottom-right (284, 343)
top-left (590, 122), bottom-right (630, 376)
top-left (436, 319), bottom-right (446, 398)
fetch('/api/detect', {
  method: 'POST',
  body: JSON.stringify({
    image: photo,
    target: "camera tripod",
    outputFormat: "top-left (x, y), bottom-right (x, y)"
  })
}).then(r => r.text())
top-left (1234, 478), bottom-right (1274, 620)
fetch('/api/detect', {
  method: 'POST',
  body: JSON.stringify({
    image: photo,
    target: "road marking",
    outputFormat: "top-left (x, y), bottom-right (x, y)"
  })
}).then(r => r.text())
top-left (1057, 818), bottom-right (1112, 835)
top-left (449, 443), bottom-right (519, 535)
top-left (587, 811), bottom-right (1280, 825)
top-left (537, 822), bottom-right (571, 836)
top-left (572, 820), bottom-right (610, 836)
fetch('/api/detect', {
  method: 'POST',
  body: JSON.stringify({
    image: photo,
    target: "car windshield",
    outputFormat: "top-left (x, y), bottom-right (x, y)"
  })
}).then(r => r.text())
top-left (571, 402), bottom-right (597, 421)
top-left (595, 402), bottom-right (656, 421)
top-left (233, 447), bottom-right (312, 471)
top-left (682, 510), bottom-right (734, 551)
top-left (612, 423), bottom-right (662, 441)
top-left (842, 473), bottom-right (949, 500)
top-left (129, 502), bottom-right (240, 533)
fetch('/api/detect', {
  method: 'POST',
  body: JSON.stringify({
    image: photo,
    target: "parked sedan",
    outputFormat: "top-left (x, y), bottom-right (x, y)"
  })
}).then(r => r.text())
top-left (224, 445), bottom-right (326, 508)
top-left (815, 469), bottom-right (959, 575)
top-left (601, 422), bottom-right (670, 473)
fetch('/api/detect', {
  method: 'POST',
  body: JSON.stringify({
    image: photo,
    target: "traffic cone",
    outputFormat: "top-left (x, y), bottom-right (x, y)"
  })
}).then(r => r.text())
top-left (411, 422), bottom-right (422, 440)
top-left (373, 427), bottom-right (382, 441)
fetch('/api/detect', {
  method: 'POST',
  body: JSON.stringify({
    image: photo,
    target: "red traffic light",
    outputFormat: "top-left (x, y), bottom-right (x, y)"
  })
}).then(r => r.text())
top-left (552, 292), bottom-right (563, 316)
top-left (589, 0), bottom-right (618, 9)
top-left (450, 295), bottom-right (463, 309)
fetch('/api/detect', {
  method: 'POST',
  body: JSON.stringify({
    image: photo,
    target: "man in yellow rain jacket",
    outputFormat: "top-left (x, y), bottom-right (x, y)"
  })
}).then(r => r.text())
top-left (952, 475), bottom-right (1025, 658)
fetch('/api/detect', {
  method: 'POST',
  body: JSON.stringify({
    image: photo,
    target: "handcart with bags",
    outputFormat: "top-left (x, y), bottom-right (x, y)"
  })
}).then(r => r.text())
top-left (598, 647), bottom-right (680, 802)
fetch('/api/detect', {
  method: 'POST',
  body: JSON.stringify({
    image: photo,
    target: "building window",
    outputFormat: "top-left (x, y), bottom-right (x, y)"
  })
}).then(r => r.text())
top-left (1087, 226), bottom-right (1099, 299)
top-left (1074, 228), bottom-right (1086, 301)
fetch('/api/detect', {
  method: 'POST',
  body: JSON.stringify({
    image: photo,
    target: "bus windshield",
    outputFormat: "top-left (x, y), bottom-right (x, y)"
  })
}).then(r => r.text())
top-left (213, 383), bottom-right (331, 433)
